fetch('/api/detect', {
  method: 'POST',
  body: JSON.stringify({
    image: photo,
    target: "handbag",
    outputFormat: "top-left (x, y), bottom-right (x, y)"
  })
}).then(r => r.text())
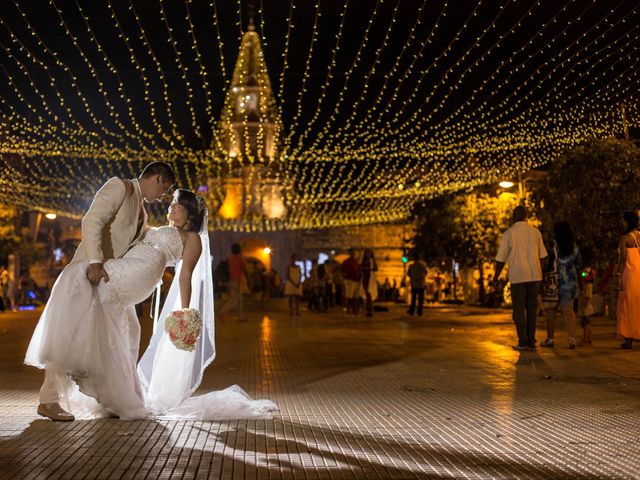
top-left (542, 241), bottom-right (559, 307)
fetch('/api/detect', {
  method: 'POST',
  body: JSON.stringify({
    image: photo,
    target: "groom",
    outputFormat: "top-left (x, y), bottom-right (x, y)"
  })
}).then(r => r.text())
top-left (37, 162), bottom-right (176, 421)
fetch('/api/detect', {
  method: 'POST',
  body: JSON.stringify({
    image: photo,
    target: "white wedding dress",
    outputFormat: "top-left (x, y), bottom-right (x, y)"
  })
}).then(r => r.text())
top-left (25, 225), bottom-right (277, 420)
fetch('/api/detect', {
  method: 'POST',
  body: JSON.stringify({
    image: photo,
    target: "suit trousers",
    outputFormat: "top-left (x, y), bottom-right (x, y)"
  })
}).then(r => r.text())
top-left (39, 363), bottom-right (68, 404)
top-left (510, 281), bottom-right (539, 347)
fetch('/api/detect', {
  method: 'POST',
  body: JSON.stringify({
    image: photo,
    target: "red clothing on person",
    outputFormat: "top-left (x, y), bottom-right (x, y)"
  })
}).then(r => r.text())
top-left (228, 254), bottom-right (246, 281)
top-left (341, 257), bottom-right (361, 282)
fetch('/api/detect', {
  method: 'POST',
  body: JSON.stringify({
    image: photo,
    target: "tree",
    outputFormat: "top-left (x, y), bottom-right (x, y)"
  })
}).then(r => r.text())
top-left (413, 191), bottom-right (518, 302)
top-left (535, 138), bottom-right (640, 265)
top-left (0, 204), bottom-right (46, 267)
top-left (0, 204), bottom-right (20, 265)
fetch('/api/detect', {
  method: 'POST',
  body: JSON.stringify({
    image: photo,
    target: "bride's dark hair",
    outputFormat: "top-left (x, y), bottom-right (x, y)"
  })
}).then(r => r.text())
top-left (174, 189), bottom-right (206, 232)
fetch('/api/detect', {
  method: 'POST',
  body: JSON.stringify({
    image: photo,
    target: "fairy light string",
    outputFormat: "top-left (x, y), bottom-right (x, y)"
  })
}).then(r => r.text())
top-left (0, 1), bottom-right (638, 227)
top-left (407, 0), bottom-right (626, 155)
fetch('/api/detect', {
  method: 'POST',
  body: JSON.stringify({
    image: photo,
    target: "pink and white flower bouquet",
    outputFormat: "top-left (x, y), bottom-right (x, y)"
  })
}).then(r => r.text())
top-left (164, 308), bottom-right (202, 352)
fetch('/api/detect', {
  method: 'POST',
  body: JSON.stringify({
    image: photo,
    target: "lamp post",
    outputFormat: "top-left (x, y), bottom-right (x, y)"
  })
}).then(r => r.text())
top-left (517, 172), bottom-right (524, 201)
top-left (499, 174), bottom-right (525, 203)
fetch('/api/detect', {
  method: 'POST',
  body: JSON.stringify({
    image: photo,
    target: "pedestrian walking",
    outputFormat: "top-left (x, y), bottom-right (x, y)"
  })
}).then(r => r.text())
top-left (342, 249), bottom-right (361, 315)
top-left (578, 266), bottom-right (595, 346)
top-left (219, 243), bottom-right (248, 321)
top-left (324, 262), bottom-right (335, 308)
top-left (312, 263), bottom-right (328, 312)
top-left (361, 249), bottom-right (378, 317)
top-left (406, 253), bottom-right (428, 316)
top-left (540, 222), bottom-right (582, 349)
top-left (333, 263), bottom-right (344, 306)
top-left (494, 206), bottom-right (548, 351)
top-left (284, 254), bottom-right (302, 316)
top-left (0, 265), bottom-right (8, 312)
top-left (617, 211), bottom-right (640, 349)
top-left (307, 261), bottom-right (319, 311)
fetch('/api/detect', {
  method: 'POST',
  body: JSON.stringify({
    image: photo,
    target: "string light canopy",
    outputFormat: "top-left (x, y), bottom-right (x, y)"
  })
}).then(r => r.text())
top-left (0, 0), bottom-right (638, 228)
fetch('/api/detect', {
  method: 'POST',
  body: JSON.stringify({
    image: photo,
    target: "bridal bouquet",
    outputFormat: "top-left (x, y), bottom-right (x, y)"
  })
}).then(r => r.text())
top-left (164, 308), bottom-right (202, 352)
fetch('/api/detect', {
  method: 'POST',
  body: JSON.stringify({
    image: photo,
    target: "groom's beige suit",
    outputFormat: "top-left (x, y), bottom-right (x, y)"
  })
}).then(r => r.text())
top-left (40, 177), bottom-right (147, 405)
top-left (71, 177), bottom-right (147, 264)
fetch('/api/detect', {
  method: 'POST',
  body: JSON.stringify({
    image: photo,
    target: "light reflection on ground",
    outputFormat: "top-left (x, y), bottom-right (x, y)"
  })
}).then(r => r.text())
top-left (1, 303), bottom-right (639, 478)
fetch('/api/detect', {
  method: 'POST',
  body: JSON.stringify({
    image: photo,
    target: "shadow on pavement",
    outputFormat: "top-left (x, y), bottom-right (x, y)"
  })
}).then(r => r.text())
top-left (0, 415), bottom-right (608, 479)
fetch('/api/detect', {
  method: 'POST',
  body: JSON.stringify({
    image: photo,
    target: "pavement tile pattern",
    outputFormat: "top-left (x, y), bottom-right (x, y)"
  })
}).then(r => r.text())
top-left (1, 303), bottom-right (639, 479)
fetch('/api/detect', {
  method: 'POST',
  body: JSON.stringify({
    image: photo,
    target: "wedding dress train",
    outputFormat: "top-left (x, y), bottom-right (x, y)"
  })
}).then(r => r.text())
top-left (25, 225), bottom-right (277, 420)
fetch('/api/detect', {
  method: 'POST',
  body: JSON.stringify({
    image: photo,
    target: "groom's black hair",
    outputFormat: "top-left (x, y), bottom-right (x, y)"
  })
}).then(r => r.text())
top-left (140, 162), bottom-right (176, 184)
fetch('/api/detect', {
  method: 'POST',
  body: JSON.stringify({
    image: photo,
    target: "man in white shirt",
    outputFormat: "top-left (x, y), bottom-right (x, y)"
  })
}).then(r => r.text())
top-left (494, 206), bottom-right (547, 351)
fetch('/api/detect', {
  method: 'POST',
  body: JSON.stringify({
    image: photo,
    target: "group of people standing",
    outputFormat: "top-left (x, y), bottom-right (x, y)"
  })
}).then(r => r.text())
top-left (495, 205), bottom-right (640, 351)
top-left (284, 248), bottom-right (379, 317)
top-left (0, 267), bottom-right (40, 312)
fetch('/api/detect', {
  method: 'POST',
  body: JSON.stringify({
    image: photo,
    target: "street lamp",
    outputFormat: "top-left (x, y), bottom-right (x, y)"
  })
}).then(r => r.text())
top-left (45, 213), bottom-right (57, 220)
top-left (498, 178), bottom-right (525, 202)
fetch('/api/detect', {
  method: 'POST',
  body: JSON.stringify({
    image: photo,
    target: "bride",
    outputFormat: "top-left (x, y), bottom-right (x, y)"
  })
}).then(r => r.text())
top-left (25, 189), bottom-right (276, 420)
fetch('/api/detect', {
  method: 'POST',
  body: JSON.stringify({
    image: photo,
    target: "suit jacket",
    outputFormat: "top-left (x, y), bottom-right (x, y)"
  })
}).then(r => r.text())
top-left (71, 177), bottom-right (146, 264)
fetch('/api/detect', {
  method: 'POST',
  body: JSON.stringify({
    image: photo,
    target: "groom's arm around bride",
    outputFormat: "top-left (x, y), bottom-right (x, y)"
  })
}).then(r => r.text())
top-left (71, 163), bottom-right (176, 285)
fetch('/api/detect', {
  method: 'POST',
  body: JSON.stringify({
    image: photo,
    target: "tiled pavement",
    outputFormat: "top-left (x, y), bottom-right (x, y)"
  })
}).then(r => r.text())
top-left (1, 301), bottom-right (639, 479)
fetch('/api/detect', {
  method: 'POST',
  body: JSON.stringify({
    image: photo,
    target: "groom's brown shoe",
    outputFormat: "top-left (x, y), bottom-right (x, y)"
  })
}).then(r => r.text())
top-left (37, 403), bottom-right (75, 422)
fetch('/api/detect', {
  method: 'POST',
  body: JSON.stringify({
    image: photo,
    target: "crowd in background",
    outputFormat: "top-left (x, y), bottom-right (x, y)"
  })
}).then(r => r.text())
top-left (0, 266), bottom-right (42, 312)
top-left (493, 205), bottom-right (637, 351)
top-left (6, 206), bottom-right (637, 356)
top-left (282, 248), bottom-right (381, 317)
top-left (213, 244), bottom-right (440, 319)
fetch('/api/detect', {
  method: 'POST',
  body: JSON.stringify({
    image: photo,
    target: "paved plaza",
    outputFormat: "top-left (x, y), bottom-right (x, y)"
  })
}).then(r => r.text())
top-left (1, 302), bottom-right (639, 479)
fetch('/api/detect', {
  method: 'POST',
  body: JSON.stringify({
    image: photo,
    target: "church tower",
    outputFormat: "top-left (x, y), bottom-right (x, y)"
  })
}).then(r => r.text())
top-left (207, 18), bottom-right (287, 223)
top-left (217, 18), bottom-right (281, 164)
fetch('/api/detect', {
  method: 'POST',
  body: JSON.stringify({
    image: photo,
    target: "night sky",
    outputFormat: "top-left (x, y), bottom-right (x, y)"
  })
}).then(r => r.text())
top-left (0, 0), bottom-right (638, 224)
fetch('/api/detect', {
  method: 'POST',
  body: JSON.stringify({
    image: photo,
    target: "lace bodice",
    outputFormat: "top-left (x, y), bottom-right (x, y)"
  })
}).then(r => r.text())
top-left (137, 226), bottom-right (184, 266)
top-left (97, 226), bottom-right (183, 307)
